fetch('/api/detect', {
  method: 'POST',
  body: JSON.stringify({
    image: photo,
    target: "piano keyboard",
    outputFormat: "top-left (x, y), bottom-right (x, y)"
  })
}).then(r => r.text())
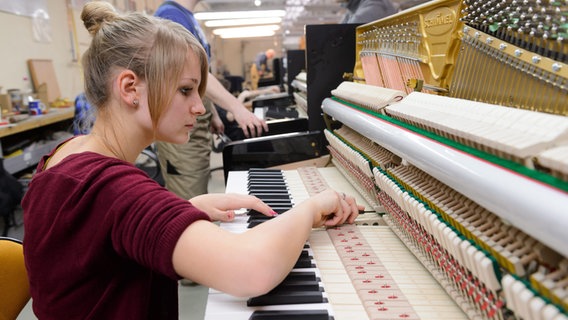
top-left (205, 167), bottom-right (467, 319)
top-left (205, 169), bottom-right (333, 320)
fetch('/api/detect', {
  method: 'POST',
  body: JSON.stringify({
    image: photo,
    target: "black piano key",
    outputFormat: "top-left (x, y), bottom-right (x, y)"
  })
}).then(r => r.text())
top-left (247, 207), bottom-right (297, 225)
top-left (248, 172), bottom-right (283, 177)
top-left (254, 202), bottom-right (293, 208)
top-left (248, 187), bottom-right (287, 193)
top-left (248, 176), bottom-right (283, 180)
top-left (248, 182), bottom-right (285, 187)
top-left (248, 175), bottom-right (284, 180)
top-left (269, 280), bottom-right (321, 293)
top-left (253, 197), bottom-right (292, 203)
top-left (248, 179), bottom-right (284, 184)
top-left (248, 168), bottom-right (282, 173)
top-left (258, 202), bottom-right (293, 207)
top-left (249, 190), bottom-right (290, 195)
top-left (248, 186), bottom-right (287, 191)
top-left (248, 207), bottom-right (291, 216)
top-left (252, 193), bottom-right (292, 199)
top-left (272, 207), bottom-right (292, 213)
top-left (248, 170), bottom-right (284, 177)
top-left (247, 291), bottom-right (325, 306)
top-left (249, 168), bottom-right (282, 173)
top-left (247, 215), bottom-right (273, 223)
top-left (248, 184), bottom-right (287, 190)
top-left (248, 185), bottom-right (289, 191)
top-left (248, 210), bottom-right (301, 226)
top-left (293, 256), bottom-right (314, 269)
top-left (247, 219), bottom-right (271, 227)
top-left (250, 207), bottom-right (291, 215)
top-left (247, 207), bottom-right (297, 220)
top-left (248, 220), bottom-right (266, 228)
top-left (284, 271), bottom-right (317, 282)
top-left (248, 180), bottom-right (285, 186)
top-left (247, 212), bottom-right (270, 218)
top-left (248, 180), bottom-right (285, 185)
top-left (252, 198), bottom-right (292, 205)
top-left (249, 309), bottom-right (331, 320)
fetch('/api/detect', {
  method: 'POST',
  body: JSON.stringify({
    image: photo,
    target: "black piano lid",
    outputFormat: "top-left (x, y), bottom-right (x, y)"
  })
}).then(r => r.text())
top-left (222, 131), bottom-right (327, 184)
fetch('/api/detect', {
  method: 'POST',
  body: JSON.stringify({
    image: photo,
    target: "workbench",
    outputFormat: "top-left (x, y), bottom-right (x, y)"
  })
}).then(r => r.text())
top-left (0, 107), bottom-right (74, 174)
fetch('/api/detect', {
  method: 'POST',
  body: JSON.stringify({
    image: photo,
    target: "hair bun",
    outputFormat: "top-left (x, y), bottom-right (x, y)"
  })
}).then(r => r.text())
top-left (81, 1), bottom-right (119, 35)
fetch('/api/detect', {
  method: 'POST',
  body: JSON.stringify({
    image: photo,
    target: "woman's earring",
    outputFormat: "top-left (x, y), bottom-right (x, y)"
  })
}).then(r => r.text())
top-left (133, 99), bottom-right (139, 106)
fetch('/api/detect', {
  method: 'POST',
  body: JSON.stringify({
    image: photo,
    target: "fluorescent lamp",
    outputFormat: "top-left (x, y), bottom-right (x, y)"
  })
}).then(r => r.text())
top-left (195, 10), bottom-right (286, 20)
top-left (204, 17), bottom-right (282, 27)
top-left (217, 30), bottom-right (275, 39)
top-left (212, 25), bottom-right (280, 39)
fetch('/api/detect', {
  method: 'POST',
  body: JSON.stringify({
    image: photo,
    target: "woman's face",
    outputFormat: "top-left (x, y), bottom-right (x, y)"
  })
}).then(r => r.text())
top-left (156, 51), bottom-right (206, 144)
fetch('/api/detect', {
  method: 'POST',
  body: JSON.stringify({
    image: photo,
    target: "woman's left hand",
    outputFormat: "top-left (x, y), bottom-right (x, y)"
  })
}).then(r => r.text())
top-left (189, 193), bottom-right (276, 222)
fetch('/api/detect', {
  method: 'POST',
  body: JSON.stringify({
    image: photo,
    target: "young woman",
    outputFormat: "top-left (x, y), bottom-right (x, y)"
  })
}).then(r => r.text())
top-left (22, 2), bottom-right (362, 319)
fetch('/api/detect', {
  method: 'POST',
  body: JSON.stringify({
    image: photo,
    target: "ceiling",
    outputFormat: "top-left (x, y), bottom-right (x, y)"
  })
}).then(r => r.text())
top-left (197, 0), bottom-right (347, 41)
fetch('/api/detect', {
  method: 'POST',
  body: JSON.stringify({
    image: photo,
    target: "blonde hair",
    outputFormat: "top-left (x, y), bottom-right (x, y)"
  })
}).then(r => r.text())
top-left (81, 1), bottom-right (208, 128)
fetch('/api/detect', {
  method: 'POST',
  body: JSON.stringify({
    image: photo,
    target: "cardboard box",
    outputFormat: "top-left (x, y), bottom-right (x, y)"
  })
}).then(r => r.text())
top-left (36, 83), bottom-right (50, 112)
top-left (0, 93), bottom-right (12, 116)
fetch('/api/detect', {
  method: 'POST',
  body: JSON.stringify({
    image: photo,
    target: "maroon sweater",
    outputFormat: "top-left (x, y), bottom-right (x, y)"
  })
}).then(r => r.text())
top-left (22, 146), bottom-right (210, 319)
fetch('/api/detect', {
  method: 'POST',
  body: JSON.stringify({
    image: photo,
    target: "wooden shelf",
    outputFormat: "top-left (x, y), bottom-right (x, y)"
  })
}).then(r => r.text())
top-left (0, 107), bottom-right (74, 138)
top-left (1, 107), bottom-right (75, 174)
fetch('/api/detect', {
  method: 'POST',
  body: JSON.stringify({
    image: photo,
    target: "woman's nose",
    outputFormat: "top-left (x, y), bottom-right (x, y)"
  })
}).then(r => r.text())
top-left (192, 98), bottom-right (206, 115)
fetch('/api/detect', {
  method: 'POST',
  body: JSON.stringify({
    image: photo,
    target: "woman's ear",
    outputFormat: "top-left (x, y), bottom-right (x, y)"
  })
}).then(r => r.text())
top-left (117, 69), bottom-right (139, 108)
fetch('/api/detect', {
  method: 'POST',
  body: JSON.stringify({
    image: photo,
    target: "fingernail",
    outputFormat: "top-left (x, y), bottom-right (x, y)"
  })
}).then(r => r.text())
top-left (271, 210), bottom-right (278, 216)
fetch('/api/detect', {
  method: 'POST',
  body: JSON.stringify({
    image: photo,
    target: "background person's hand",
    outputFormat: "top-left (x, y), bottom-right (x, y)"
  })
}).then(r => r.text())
top-left (232, 106), bottom-right (268, 138)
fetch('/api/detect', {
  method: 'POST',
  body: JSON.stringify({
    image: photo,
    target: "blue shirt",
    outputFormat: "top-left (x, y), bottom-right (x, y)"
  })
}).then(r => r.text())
top-left (255, 52), bottom-right (270, 72)
top-left (73, 93), bottom-right (94, 135)
top-left (154, 1), bottom-right (211, 59)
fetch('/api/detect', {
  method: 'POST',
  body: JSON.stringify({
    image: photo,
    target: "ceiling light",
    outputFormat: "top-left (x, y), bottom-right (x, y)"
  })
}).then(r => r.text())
top-left (194, 10), bottom-right (286, 20)
top-left (212, 25), bottom-right (280, 39)
top-left (254, 0), bottom-right (262, 6)
top-left (204, 17), bottom-right (282, 27)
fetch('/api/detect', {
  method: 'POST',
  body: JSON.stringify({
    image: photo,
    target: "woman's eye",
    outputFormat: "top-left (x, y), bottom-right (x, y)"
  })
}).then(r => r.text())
top-left (180, 87), bottom-right (193, 96)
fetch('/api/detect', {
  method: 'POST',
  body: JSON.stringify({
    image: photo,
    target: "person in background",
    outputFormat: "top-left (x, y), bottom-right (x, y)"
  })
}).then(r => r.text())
top-left (22, 2), bottom-right (363, 319)
top-left (340, 0), bottom-right (398, 24)
top-left (254, 48), bottom-right (276, 78)
top-left (154, 0), bottom-right (268, 200)
top-left (72, 92), bottom-right (95, 135)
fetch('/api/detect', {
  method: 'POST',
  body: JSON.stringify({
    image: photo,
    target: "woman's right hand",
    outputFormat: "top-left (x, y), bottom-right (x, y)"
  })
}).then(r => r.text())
top-left (307, 189), bottom-right (363, 228)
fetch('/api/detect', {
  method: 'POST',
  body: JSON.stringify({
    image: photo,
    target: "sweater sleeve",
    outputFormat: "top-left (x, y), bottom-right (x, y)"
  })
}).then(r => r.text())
top-left (96, 162), bottom-right (211, 279)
